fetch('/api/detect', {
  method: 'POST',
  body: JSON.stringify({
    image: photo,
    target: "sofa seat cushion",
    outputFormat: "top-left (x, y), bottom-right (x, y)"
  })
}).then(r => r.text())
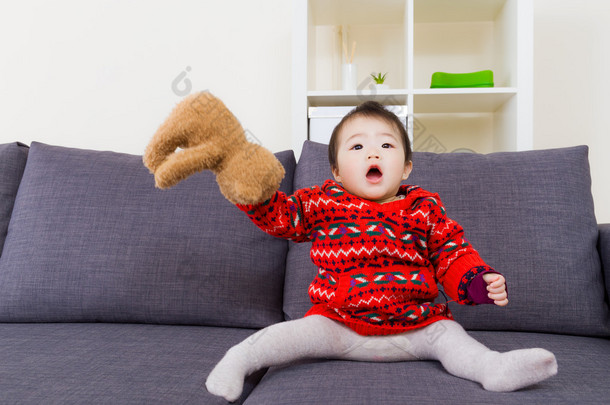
top-left (284, 141), bottom-right (609, 337)
top-left (243, 331), bottom-right (610, 404)
top-left (0, 142), bottom-right (295, 328)
top-left (0, 323), bottom-right (263, 404)
top-left (0, 142), bottom-right (29, 255)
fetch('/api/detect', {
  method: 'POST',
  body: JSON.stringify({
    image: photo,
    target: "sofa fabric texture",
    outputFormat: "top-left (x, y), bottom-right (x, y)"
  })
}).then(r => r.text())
top-left (0, 323), bottom-right (265, 404)
top-left (0, 140), bottom-right (608, 404)
top-left (0, 142), bottom-right (295, 328)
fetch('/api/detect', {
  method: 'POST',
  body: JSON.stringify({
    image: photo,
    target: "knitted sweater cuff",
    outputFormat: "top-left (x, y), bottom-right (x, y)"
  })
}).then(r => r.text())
top-left (442, 253), bottom-right (490, 304)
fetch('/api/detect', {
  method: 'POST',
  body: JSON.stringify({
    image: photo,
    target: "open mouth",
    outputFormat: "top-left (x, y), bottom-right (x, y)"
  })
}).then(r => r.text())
top-left (366, 166), bottom-right (383, 182)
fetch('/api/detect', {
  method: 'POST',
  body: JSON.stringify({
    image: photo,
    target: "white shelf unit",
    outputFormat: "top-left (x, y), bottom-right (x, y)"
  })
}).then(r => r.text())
top-left (291, 0), bottom-right (533, 156)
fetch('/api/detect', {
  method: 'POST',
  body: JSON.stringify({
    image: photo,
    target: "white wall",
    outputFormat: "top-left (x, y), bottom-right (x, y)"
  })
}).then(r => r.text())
top-left (534, 0), bottom-right (610, 223)
top-left (1, 0), bottom-right (609, 222)
top-left (0, 0), bottom-right (293, 154)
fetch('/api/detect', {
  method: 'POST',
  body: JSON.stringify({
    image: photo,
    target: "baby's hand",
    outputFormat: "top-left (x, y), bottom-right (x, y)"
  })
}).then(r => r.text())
top-left (482, 273), bottom-right (508, 307)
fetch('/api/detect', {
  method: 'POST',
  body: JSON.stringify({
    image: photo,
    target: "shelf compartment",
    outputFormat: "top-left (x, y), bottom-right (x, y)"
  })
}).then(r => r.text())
top-left (413, 0), bottom-right (517, 89)
top-left (414, 0), bottom-right (507, 23)
top-left (307, 0), bottom-right (407, 92)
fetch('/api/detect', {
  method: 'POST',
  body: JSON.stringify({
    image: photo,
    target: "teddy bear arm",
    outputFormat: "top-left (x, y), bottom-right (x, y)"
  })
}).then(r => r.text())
top-left (142, 123), bottom-right (189, 174)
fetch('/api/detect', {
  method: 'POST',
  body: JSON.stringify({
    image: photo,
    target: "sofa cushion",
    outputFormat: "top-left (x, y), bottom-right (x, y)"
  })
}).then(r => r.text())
top-left (284, 141), bottom-right (609, 337)
top-left (243, 331), bottom-right (610, 404)
top-left (0, 323), bottom-right (264, 404)
top-left (0, 142), bottom-right (29, 256)
top-left (0, 142), bottom-right (295, 328)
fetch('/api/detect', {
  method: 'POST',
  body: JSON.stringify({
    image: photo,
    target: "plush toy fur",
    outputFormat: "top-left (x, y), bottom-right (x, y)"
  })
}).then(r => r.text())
top-left (143, 91), bottom-right (285, 205)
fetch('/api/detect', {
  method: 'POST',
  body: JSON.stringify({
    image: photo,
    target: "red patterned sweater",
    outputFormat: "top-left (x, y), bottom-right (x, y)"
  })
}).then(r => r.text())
top-left (238, 179), bottom-right (495, 336)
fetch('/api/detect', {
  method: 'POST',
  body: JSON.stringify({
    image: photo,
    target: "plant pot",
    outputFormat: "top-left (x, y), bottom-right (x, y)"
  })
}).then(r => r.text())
top-left (342, 64), bottom-right (358, 91)
top-left (374, 83), bottom-right (389, 91)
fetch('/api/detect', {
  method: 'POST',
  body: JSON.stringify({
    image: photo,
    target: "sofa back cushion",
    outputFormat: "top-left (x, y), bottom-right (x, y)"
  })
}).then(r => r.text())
top-left (0, 143), bottom-right (29, 256)
top-left (0, 142), bottom-right (294, 328)
top-left (284, 141), bottom-right (609, 337)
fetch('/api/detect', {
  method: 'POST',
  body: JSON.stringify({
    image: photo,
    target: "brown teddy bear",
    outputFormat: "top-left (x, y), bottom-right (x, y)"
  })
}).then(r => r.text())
top-left (143, 91), bottom-right (285, 205)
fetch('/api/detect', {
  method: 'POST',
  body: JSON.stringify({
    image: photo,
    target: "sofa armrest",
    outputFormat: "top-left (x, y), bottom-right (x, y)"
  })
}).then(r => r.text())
top-left (599, 224), bottom-right (610, 301)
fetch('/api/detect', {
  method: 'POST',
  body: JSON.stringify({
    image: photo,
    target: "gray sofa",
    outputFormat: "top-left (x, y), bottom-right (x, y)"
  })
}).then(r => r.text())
top-left (0, 140), bottom-right (608, 404)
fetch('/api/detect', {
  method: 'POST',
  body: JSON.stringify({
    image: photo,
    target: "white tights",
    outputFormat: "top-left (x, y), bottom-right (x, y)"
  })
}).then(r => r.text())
top-left (206, 316), bottom-right (557, 402)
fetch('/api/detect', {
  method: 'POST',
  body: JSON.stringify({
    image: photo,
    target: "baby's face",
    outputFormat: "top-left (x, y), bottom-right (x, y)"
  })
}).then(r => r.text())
top-left (332, 116), bottom-right (412, 204)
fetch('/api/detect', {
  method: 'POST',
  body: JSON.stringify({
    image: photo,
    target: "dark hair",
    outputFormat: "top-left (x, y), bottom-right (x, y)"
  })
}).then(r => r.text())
top-left (328, 101), bottom-right (411, 171)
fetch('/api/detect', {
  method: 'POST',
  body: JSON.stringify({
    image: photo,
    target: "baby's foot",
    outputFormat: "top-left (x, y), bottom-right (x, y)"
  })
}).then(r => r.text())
top-left (205, 346), bottom-right (250, 402)
top-left (481, 348), bottom-right (557, 392)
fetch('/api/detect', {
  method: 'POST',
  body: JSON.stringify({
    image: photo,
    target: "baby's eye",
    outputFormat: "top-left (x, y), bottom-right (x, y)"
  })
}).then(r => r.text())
top-left (351, 144), bottom-right (363, 150)
top-left (382, 143), bottom-right (393, 148)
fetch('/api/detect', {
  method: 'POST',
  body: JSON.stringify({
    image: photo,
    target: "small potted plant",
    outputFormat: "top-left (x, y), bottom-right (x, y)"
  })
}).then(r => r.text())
top-left (371, 72), bottom-right (388, 90)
